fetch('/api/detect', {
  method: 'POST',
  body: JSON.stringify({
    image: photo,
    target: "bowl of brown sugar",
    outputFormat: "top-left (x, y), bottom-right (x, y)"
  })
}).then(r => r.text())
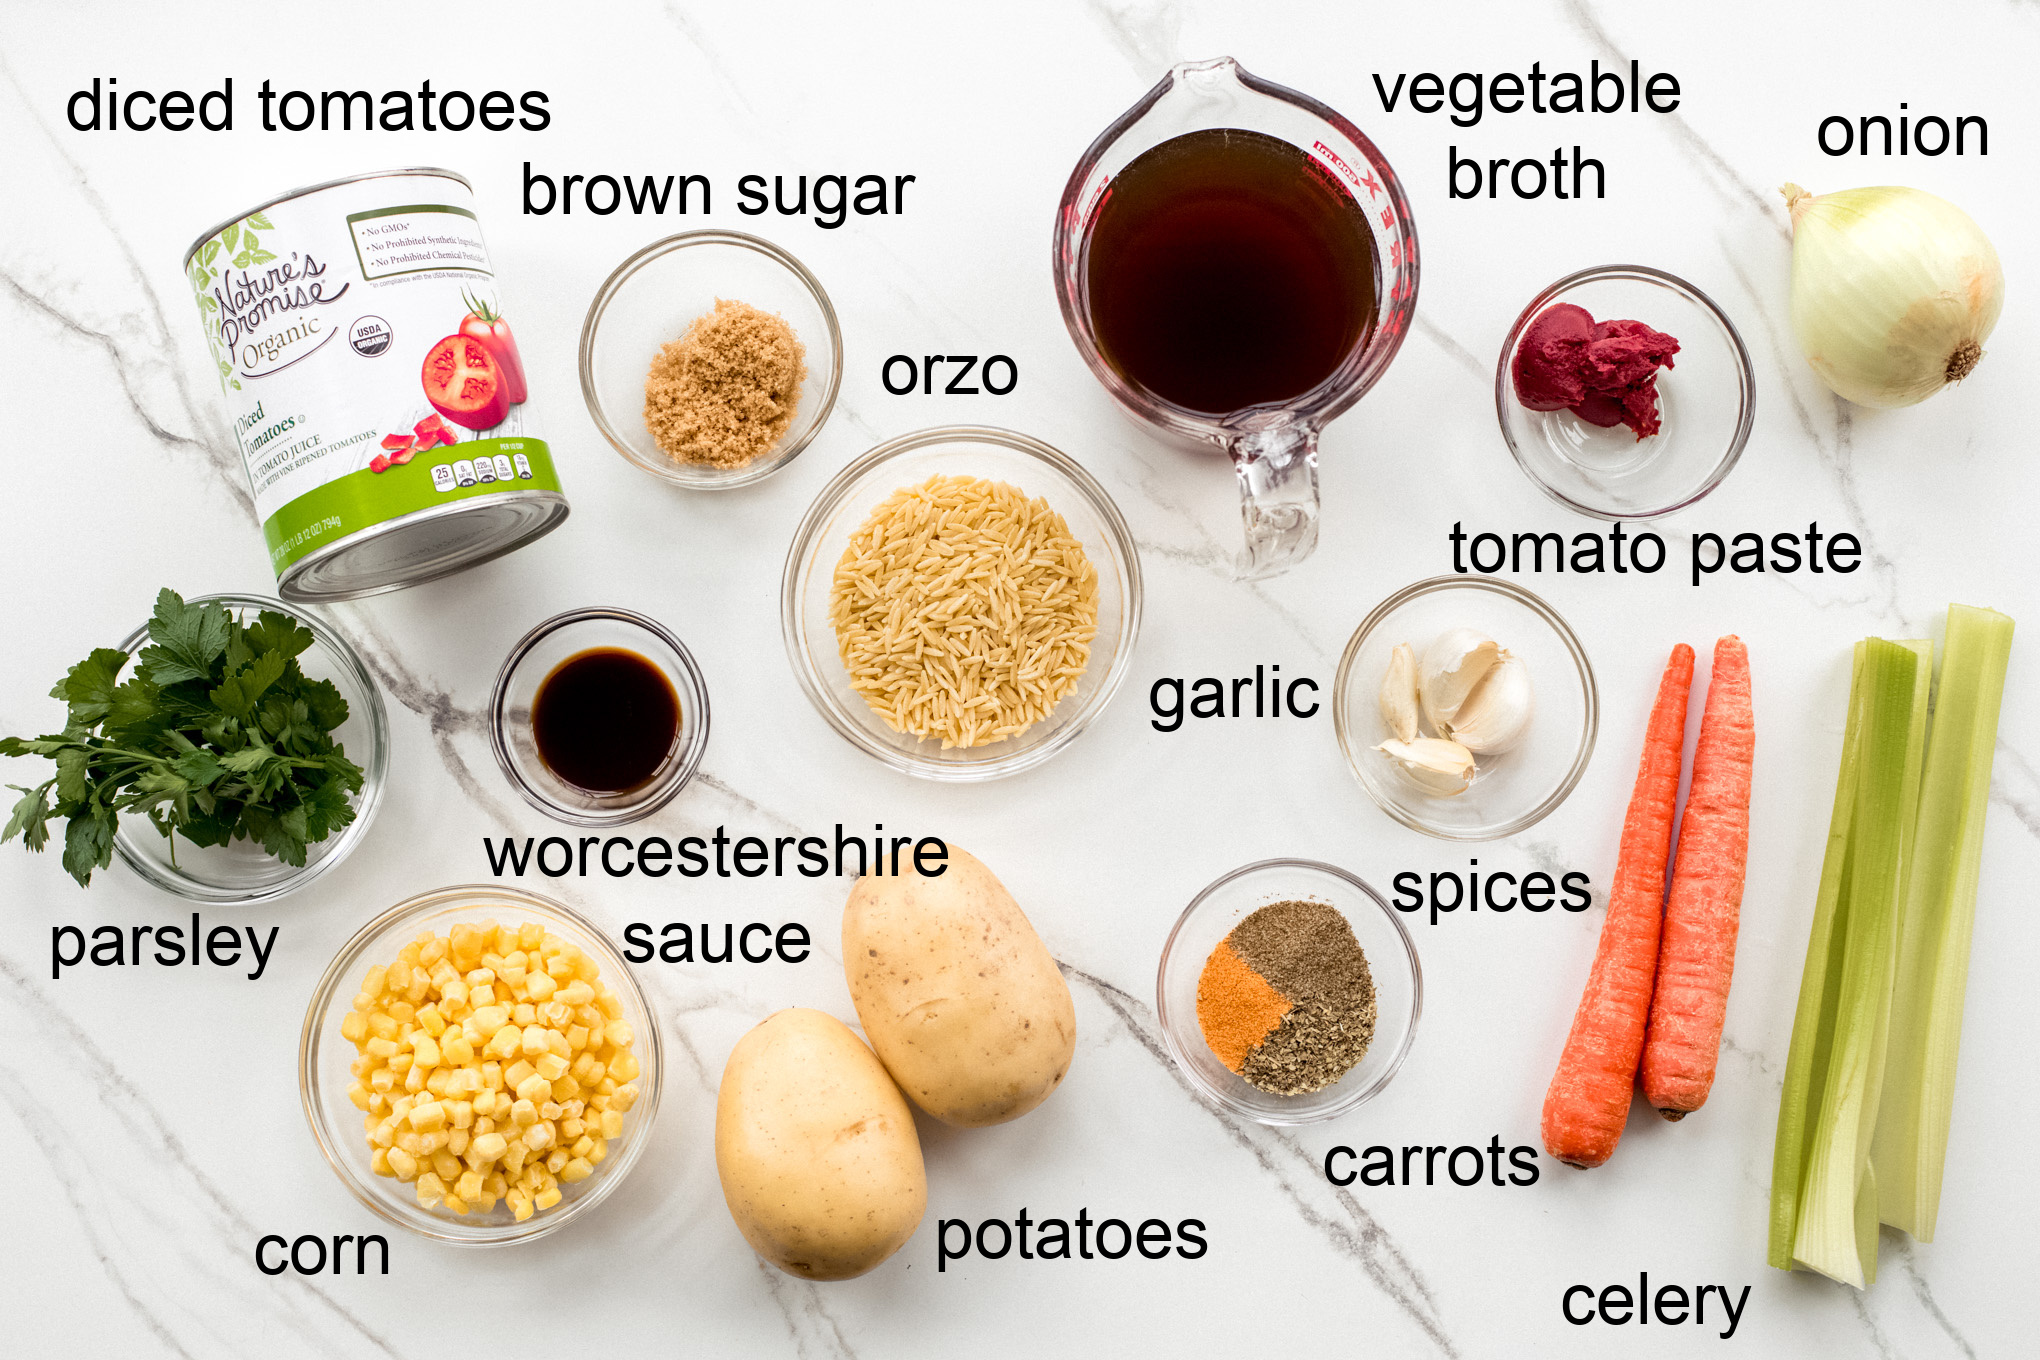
top-left (1157, 859), bottom-right (1421, 1125)
top-left (580, 231), bottom-right (843, 489)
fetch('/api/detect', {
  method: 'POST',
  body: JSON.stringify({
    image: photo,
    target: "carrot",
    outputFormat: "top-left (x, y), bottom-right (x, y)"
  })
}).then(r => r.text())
top-left (1642, 635), bottom-right (1754, 1119)
top-left (1542, 643), bottom-right (1695, 1169)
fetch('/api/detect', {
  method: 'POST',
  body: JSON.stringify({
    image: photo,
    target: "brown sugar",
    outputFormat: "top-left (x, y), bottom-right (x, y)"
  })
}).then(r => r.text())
top-left (643, 298), bottom-right (806, 468)
top-left (1195, 940), bottom-right (1292, 1074)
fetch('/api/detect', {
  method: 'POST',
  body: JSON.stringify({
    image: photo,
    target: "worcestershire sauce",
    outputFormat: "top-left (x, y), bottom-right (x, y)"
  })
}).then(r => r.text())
top-left (1084, 127), bottom-right (1377, 414)
top-left (532, 648), bottom-right (680, 793)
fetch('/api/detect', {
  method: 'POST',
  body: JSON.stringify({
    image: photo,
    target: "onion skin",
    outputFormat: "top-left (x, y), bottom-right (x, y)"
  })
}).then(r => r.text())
top-left (1783, 183), bottom-right (2004, 409)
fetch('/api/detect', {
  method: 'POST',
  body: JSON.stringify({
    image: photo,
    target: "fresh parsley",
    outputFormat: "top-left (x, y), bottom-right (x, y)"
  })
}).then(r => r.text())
top-left (0, 589), bottom-right (365, 886)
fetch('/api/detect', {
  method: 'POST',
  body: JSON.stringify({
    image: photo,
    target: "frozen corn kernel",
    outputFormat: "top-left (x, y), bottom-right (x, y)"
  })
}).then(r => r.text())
top-left (343, 919), bottom-right (639, 1225)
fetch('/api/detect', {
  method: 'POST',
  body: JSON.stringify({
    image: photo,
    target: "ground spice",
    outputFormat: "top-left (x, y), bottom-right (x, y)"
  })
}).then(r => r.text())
top-left (643, 298), bottom-right (806, 468)
top-left (1195, 940), bottom-right (1292, 1073)
top-left (1195, 899), bottom-right (1377, 1096)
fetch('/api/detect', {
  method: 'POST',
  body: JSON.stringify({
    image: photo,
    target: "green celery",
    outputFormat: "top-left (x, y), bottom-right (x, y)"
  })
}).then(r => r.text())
top-left (1874, 605), bottom-right (2014, 1240)
top-left (1769, 643), bottom-right (1866, 1271)
top-left (1773, 638), bottom-right (1932, 1287)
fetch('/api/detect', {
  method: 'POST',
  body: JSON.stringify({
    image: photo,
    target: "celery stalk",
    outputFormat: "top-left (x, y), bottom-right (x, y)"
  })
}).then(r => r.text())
top-left (1874, 605), bottom-right (2014, 1240)
top-left (1773, 639), bottom-right (1932, 1287)
top-left (1768, 644), bottom-right (1866, 1270)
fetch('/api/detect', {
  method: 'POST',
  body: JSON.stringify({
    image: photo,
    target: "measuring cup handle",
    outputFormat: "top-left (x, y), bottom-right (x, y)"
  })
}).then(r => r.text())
top-left (1227, 420), bottom-right (1321, 580)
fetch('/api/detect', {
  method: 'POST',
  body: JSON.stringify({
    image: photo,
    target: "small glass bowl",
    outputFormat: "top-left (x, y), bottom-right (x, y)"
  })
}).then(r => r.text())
top-left (490, 608), bottom-right (709, 826)
top-left (580, 230), bottom-right (843, 490)
top-left (781, 425), bottom-right (1143, 782)
top-left (110, 594), bottom-right (387, 903)
top-left (1496, 265), bottom-right (1754, 521)
top-left (1157, 859), bottom-right (1422, 1126)
top-left (300, 884), bottom-right (663, 1246)
top-left (1334, 576), bottom-right (1597, 841)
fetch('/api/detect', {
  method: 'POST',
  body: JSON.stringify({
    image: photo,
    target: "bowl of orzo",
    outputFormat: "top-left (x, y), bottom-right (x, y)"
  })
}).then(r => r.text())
top-left (781, 425), bottom-right (1142, 780)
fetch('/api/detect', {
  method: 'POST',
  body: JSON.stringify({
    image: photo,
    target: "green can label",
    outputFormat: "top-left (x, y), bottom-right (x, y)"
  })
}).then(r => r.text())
top-left (184, 172), bottom-right (561, 577)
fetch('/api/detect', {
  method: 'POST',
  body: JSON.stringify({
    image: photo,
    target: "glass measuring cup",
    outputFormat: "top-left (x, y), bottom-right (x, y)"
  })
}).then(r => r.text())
top-left (1054, 57), bottom-right (1419, 580)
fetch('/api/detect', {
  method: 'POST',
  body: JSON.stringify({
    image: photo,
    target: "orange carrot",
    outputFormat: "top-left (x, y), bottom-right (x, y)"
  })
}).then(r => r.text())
top-left (1642, 635), bottom-right (1754, 1119)
top-left (1542, 643), bottom-right (1694, 1169)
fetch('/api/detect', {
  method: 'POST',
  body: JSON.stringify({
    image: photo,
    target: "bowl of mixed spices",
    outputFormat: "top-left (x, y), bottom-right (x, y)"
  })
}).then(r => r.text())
top-left (580, 231), bottom-right (843, 489)
top-left (1157, 859), bottom-right (1421, 1124)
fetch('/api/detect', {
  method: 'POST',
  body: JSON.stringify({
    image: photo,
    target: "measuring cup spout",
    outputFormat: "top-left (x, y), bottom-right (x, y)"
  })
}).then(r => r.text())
top-left (1227, 417), bottom-right (1320, 580)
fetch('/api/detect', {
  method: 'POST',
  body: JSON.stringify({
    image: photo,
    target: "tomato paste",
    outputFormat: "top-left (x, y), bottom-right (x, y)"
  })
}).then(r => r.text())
top-left (1511, 302), bottom-right (1680, 439)
top-left (183, 168), bottom-right (567, 601)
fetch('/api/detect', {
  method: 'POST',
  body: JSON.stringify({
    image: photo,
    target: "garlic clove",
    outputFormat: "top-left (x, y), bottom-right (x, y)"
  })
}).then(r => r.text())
top-left (1418, 628), bottom-right (1502, 735)
top-left (1374, 737), bottom-right (1478, 796)
top-left (1445, 650), bottom-right (1534, 753)
top-left (1379, 642), bottom-right (1420, 743)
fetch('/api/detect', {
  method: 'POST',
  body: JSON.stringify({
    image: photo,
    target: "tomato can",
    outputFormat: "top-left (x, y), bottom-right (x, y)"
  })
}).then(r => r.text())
top-left (183, 168), bottom-right (568, 602)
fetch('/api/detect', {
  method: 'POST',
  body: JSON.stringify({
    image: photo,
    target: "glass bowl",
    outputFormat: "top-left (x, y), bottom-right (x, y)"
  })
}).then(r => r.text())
top-left (1334, 576), bottom-right (1597, 841)
top-left (109, 593), bottom-right (387, 903)
top-left (490, 608), bottom-right (710, 826)
top-left (300, 883), bottom-right (664, 1246)
top-left (1495, 265), bottom-right (1754, 521)
top-left (1157, 859), bottom-right (1421, 1126)
top-left (781, 425), bottom-right (1143, 782)
top-left (579, 230), bottom-right (842, 490)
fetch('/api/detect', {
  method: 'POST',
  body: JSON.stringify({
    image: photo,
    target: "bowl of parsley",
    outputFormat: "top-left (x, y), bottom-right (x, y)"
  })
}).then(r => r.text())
top-left (0, 590), bottom-right (388, 903)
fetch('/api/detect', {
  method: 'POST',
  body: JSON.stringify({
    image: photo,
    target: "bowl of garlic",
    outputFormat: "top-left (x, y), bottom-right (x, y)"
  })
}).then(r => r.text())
top-left (1334, 576), bottom-right (1598, 840)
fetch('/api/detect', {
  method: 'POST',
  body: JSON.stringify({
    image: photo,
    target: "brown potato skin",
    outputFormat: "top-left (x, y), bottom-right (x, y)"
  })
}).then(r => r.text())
top-left (714, 1008), bottom-right (926, 1281)
top-left (843, 845), bottom-right (1077, 1127)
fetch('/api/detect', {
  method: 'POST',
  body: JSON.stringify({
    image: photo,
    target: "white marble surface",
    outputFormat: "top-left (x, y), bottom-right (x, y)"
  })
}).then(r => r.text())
top-left (2, 1), bottom-right (2034, 1355)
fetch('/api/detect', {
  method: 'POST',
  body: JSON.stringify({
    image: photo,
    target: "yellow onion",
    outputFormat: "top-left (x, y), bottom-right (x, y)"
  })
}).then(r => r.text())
top-left (1781, 183), bottom-right (2003, 409)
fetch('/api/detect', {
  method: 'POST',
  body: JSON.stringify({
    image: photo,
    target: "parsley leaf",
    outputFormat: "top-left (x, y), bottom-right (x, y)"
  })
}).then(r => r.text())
top-left (139, 589), bottom-right (232, 685)
top-left (0, 591), bottom-right (365, 887)
top-left (53, 648), bottom-right (130, 728)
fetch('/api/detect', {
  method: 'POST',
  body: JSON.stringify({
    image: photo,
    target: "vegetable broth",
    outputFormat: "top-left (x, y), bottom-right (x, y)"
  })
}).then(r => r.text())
top-left (1084, 128), bottom-right (1377, 415)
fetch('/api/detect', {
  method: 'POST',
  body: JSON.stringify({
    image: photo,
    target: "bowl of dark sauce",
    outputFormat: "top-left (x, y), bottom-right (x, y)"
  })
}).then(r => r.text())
top-left (490, 608), bottom-right (709, 825)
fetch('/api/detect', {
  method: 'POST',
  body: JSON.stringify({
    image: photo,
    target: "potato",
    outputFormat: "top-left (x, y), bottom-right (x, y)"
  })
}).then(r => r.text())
top-left (843, 845), bottom-right (1076, 1127)
top-left (714, 1008), bottom-right (926, 1281)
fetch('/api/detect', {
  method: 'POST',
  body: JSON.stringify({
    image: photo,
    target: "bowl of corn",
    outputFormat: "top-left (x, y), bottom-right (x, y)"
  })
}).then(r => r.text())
top-left (300, 884), bottom-right (663, 1245)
